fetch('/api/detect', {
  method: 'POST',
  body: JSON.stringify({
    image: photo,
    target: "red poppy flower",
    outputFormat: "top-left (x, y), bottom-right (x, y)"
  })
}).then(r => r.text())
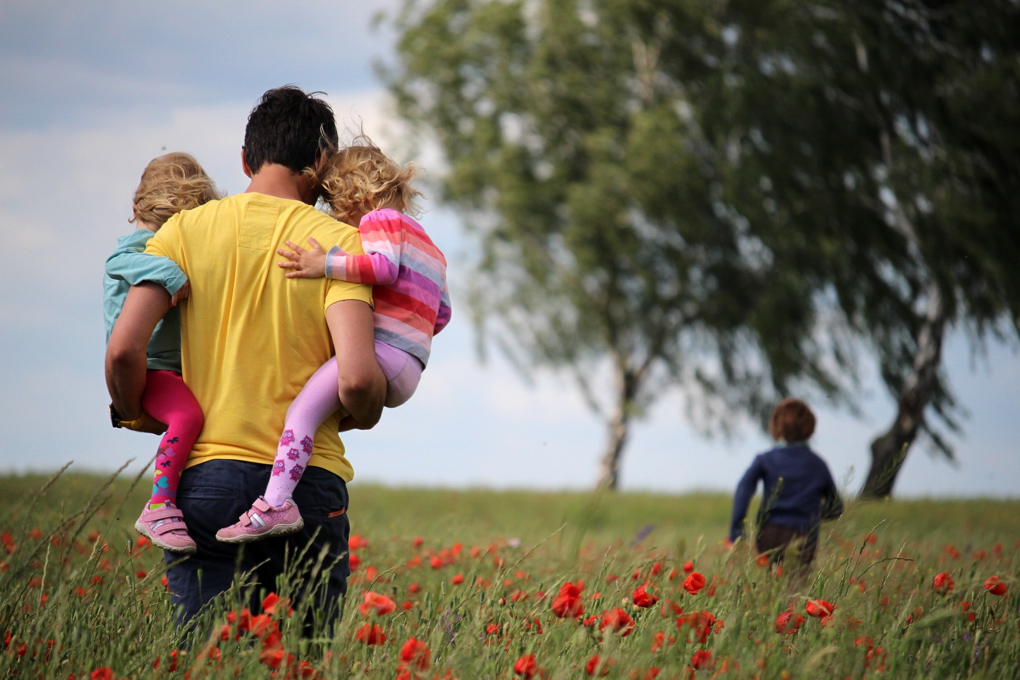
top-left (932, 572), bottom-right (954, 594)
top-left (247, 613), bottom-right (278, 639)
top-left (690, 649), bottom-right (714, 670)
top-left (354, 622), bottom-right (386, 645)
top-left (89, 668), bottom-right (114, 680)
top-left (599, 607), bottom-right (635, 637)
top-left (358, 591), bottom-right (396, 616)
top-left (349, 534), bottom-right (368, 550)
top-left (805, 599), bottom-right (836, 618)
top-left (513, 653), bottom-right (540, 678)
top-left (400, 637), bottom-right (431, 671)
top-left (676, 610), bottom-right (719, 644)
top-left (451, 573), bottom-right (464, 585)
top-left (413, 536), bottom-right (424, 547)
top-left (632, 584), bottom-right (659, 608)
top-left (683, 572), bottom-right (706, 595)
top-left (551, 582), bottom-right (584, 618)
top-left (585, 654), bottom-right (613, 676)
top-left (984, 576), bottom-right (1007, 596)
top-left (682, 560), bottom-right (694, 574)
top-left (775, 611), bottom-right (805, 635)
top-left (262, 592), bottom-right (291, 615)
top-left (349, 553), bottom-right (361, 571)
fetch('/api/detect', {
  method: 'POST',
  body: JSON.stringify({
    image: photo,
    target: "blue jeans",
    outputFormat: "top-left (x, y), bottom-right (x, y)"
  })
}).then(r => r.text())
top-left (164, 460), bottom-right (351, 634)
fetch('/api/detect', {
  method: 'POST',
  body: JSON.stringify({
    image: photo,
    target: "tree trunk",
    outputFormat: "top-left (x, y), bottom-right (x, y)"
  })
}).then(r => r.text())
top-left (596, 363), bottom-right (640, 490)
top-left (860, 284), bottom-right (946, 499)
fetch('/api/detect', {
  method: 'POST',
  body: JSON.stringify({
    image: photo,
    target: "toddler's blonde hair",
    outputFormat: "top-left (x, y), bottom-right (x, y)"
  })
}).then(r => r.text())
top-left (131, 152), bottom-right (220, 228)
top-left (312, 139), bottom-right (422, 225)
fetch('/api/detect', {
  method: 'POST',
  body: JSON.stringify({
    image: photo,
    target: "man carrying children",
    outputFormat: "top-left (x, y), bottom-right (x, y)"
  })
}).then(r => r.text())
top-left (105, 85), bottom-right (386, 632)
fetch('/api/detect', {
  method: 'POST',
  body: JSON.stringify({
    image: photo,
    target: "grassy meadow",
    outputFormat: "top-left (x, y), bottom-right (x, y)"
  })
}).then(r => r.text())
top-left (1, 469), bottom-right (1018, 679)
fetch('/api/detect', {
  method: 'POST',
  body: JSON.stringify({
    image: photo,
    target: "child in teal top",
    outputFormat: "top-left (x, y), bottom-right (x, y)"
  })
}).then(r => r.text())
top-left (103, 152), bottom-right (220, 554)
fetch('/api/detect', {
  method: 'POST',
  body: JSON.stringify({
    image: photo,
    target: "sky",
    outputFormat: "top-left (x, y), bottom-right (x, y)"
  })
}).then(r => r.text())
top-left (1, 1), bottom-right (1018, 500)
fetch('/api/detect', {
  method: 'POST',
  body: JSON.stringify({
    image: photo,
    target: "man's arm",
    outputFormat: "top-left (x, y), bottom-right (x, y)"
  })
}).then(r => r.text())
top-left (106, 282), bottom-right (171, 421)
top-left (325, 299), bottom-right (386, 429)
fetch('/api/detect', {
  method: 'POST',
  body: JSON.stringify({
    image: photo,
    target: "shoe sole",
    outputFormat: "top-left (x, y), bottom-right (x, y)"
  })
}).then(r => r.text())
top-left (135, 520), bottom-right (197, 555)
top-left (215, 519), bottom-right (305, 544)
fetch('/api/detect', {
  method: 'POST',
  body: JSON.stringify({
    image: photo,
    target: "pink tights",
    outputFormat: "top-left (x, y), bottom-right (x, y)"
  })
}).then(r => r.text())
top-left (141, 370), bottom-right (204, 507)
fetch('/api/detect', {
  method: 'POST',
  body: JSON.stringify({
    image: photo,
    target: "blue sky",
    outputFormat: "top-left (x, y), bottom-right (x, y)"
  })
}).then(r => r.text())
top-left (1, 2), bottom-right (1018, 499)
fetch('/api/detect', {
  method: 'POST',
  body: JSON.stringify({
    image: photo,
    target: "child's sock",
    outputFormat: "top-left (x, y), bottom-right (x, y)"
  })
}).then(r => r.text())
top-left (263, 359), bottom-right (343, 508)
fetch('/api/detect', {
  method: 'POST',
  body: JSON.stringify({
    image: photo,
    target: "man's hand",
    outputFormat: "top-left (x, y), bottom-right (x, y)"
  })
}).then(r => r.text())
top-left (170, 279), bottom-right (191, 307)
top-left (277, 237), bottom-right (328, 278)
top-left (326, 300), bottom-right (386, 429)
top-left (106, 282), bottom-right (171, 420)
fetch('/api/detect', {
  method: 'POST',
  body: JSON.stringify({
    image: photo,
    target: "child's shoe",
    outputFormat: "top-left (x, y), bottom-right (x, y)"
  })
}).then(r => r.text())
top-left (215, 497), bottom-right (304, 543)
top-left (135, 502), bottom-right (197, 554)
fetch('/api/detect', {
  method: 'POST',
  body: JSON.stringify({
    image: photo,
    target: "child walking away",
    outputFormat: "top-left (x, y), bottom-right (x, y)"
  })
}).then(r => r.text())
top-left (104, 153), bottom-right (219, 554)
top-left (728, 398), bottom-right (843, 570)
top-left (215, 142), bottom-right (451, 543)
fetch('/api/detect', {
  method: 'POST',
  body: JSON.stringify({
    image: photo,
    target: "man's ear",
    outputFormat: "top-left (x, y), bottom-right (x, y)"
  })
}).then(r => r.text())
top-left (241, 148), bottom-right (253, 178)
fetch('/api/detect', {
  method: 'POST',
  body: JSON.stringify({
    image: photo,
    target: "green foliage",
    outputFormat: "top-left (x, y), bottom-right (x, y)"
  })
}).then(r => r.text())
top-left (2, 472), bottom-right (1019, 678)
top-left (381, 0), bottom-right (1020, 487)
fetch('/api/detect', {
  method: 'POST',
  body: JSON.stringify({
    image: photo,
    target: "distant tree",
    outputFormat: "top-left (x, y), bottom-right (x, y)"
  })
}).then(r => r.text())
top-left (382, 0), bottom-right (1020, 494)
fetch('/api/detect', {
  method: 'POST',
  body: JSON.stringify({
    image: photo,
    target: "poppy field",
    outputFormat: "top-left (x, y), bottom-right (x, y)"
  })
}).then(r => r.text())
top-left (1, 469), bottom-right (1018, 679)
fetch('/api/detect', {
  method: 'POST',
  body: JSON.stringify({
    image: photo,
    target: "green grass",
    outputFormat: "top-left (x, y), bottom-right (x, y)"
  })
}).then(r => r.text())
top-left (1, 471), bottom-right (1017, 679)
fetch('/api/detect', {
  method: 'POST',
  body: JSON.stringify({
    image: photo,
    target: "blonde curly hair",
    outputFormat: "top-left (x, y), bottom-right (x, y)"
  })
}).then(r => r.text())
top-left (311, 140), bottom-right (422, 225)
top-left (131, 152), bottom-right (220, 229)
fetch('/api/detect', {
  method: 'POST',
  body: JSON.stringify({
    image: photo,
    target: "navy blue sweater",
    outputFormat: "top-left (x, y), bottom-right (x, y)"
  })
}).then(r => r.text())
top-left (728, 442), bottom-right (843, 542)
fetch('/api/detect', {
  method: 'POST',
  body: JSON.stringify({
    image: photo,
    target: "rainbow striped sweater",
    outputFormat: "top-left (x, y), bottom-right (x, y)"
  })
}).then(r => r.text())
top-left (324, 208), bottom-right (451, 367)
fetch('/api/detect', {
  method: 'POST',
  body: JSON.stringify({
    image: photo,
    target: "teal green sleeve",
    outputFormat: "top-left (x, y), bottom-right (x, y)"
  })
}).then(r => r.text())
top-left (104, 244), bottom-right (187, 295)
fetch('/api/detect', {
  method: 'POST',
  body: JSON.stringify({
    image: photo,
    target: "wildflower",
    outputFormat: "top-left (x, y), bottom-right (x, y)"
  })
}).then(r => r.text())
top-left (89, 669), bottom-right (114, 680)
top-left (775, 611), bottom-right (804, 635)
top-left (600, 607), bottom-right (635, 637)
top-left (683, 572), bottom-right (706, 595)
top-left (430, 556), bottom-right (443, 569)
top-left (262, 592), bottom-right (291, 616)
top-left (136, 570), bottom-right (147, 579)
top-left (413, 536), bottom-right (424, 547)
top-left (400, 637), bottom-right (431, 671)
top-left (135, 535), bottom-right (151, 549)
top-left (805, 599), bottom-right (836, 618)
top-left (586, 654), bottom-right (613, 676)
top-left (551, 582), bottom-right (584, 618)
top-left (676, 610), bottom-right (719, 644)
top-left (632, 584), bottom-right (659, 608)
top-left (359, 591), bottom-right (397, 616)
top-left (354, 622), bottom-right (386, 645)
top-left (451, 573), bottom-right (464, 585)
top-left (932, 572), bottom-right (954, 594)
top-left (984, 576), bottom-right (1007, 596)
top-left (408, 582), bottom-right (421, 594)
top-left (690, 649), bottom-right (714, 670)
top-left (513, 653), bottom-right (540, 678)
top-left (683, 560), bottom-right (694, 573)
top-left (349, 534), bottom-right (369, 550)
top-left (651, 631), bottom-right (666, 652)
top-left (349, 553), bottom-right (361, 571)
top-left (247, 613), bottom-right (278, 639)
top-left (659, 599), bottom-right (683, 618)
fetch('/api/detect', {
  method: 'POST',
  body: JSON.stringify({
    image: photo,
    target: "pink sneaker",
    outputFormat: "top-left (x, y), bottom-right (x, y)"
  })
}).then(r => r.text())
top-left (215, 497), bottom-right (304, 544)
top-left (135, 502), bottom-right (196, 554)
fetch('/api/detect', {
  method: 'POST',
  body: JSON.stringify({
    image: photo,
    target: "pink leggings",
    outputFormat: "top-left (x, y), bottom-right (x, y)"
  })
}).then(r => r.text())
top-left (141, 369), bottom-right (204, 506)
top-left (262, 342), bottom-right (422, 507)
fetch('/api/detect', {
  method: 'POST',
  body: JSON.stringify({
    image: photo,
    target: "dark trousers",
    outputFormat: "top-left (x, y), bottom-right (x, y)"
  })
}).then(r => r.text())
top-left (164, 460), bottom-right (351, 634)
top-left (756, 523), bottom-right (818, 567)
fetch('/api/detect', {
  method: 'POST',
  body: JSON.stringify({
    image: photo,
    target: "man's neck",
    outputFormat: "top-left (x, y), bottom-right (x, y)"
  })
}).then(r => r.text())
top-left (245, 163), bottom-right (317, 204)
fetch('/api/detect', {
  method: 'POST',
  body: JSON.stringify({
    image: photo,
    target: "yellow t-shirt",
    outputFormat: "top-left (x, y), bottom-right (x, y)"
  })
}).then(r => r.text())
top-left (146, 192), bottom-right (372, 481)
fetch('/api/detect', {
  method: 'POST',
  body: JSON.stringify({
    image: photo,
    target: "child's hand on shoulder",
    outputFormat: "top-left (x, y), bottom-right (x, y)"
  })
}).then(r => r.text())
top-left (278, 237), bottom-right (327, 278)
top-left (170, 280), bottom-right (191, 307)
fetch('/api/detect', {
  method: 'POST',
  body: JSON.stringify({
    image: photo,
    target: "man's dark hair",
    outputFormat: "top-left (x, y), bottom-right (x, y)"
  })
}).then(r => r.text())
top-left (243, 85), bottom-right (339, 174)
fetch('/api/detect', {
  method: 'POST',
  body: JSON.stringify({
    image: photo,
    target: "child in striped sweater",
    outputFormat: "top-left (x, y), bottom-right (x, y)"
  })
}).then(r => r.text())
top-left (216, 142), bottom-right (451, 543)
